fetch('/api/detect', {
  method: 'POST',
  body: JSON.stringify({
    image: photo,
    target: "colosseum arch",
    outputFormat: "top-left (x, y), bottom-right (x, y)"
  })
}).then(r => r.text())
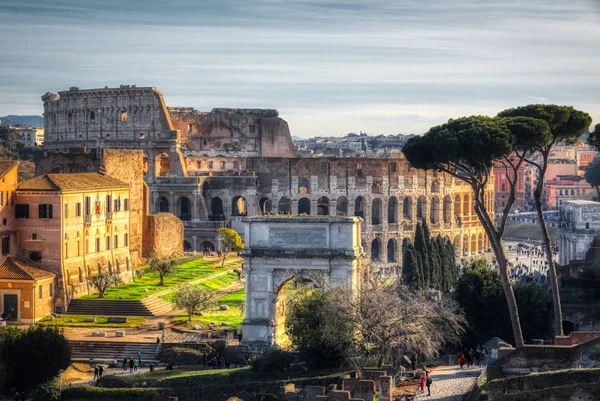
top-left (463, 234), bottom-right (469, 256)
top-left (430, 196), bottom-right (440, 224)
top-left (156, 152), bottom-right (170, 177)
top-left (317, 196), bottom-right (330, 215)
top-left (156, 196), bottom-right (169, 213)
top-left (403, 197), bottom-right (413, 221)
top-left (402, 238), bottom-right (411, 260)
top-left (354, 196), bottom-right (366, 218)
top-left (200, 241), bottom-right (215, 253)
top-left (184, 240), bottom-right (192, 252)
top-left (454, 235), bottom-right (461, 256)
top-left (372, 198), bottom-right (382, 225)
top-left (431, 179), bottom-right (440, 193)
top-left (211, 197), bottom-right (224, 218)
top-left (371, 238), bottom-right (381, 262)
top-left (232, 196), bottom-right (247, 216)
top-left (471, 234), bottom-right (477, 255)
top-left (443, 195), bottom-right (452, 223)
top-left (278, 197), bottom-right (291, 214)
top-left (417, 196), bottom-right (427, 220)
top-left (259, 197), bottom-right (272, 215)
top-left (336, 196), bottom-right (348, 216)
top-left (387, 239), bottom-right (397, 263)
top-left (454, 195), bottom-right (462, 217)
top-left (463, 195), bottom-right (471, 217)
top-left (177, 196), bottom-right (192, 221)
top-left (388, 196), bottom-right (398, 224)
top-left (298, 198), bottom-right (311, 214)
top-left (478, 233), bottom-right (483, 253)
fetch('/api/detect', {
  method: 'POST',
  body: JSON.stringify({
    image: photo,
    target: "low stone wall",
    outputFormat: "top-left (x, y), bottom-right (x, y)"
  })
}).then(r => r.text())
top-left (487, 368), bottom-right (600, 401)
top-left (554, 331), bottom-right (600, 345)
top-left (143, 213), bottom-right (184, 257)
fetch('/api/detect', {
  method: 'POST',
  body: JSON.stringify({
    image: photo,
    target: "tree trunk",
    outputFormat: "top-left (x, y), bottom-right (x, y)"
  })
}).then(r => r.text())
top-left (473, 201), bottom-right (525, 348)
top-left (159, 273), bottom-right (165, 286)
top-left (221, 252), bottom-right (227, 267)
top-left (533, 166), bottom-right (563, 338)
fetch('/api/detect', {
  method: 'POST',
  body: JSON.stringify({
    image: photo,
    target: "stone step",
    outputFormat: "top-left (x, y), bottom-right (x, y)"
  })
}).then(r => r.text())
top-left (68, 341), bottom-right (159, 362)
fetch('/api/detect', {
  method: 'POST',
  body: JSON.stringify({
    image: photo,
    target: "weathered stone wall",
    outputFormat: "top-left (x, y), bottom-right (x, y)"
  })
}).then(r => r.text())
top-left (36, 150), bottom-right (101, 175)
top-left (559, 200), bottom-right (600, 265)
top-left (143, 213), bottom-right (184, 257)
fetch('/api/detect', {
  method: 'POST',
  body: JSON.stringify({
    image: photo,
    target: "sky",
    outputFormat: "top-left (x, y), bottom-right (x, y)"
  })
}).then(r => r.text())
top-left (1, 0), bottom-right (599, 138)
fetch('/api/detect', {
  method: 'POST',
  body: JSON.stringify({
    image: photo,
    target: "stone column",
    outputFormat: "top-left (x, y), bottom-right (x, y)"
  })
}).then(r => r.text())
top-left (310, 197), bottom-right (318, 215)
top-left (329, 199), bottom-right (337, 216)
top-left (169, 191), bottom-right (175, 214)
top-left (291, 199), bottom-right (299, 215)
top-left (192, 235), bottom-right (198, 251)
top-left (192, 191), bottom-right (199, 221)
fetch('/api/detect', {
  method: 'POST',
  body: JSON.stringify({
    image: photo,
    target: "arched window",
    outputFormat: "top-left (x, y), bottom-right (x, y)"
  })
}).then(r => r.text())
top-left (298, 198), bottom-right (311, 215)
top-left (259, 198), bottom-right (272, 215)
top-left (108, 260), bottom-right (113, 274)
top-left (211, 197), bottom-right (224, 217)
top-left (388, 197), bottom-right (398, 224)
top-left (354, 197), bottom-right (366, 218)
top-left (403, 197), bottom-right (413, 221)
top-left (156, 196), bottom-right (169, 213)
top-left (443, 196), bottom-right (452, 223)
top-left (177, 196), bottom-right (192, 221)
top-left (184, 240), bottom-right (192, 252)
top-left (317, 197), bottom-right (329, 216)
top-left (417, 196), bottom-right (427, 219)
top-left (97, 262), bottom-right (102, 275)
top-left (278, 197), bottom-right (290, 214)
top-left (78, 266), bottom-right (83, 282)
top-left (387, 239), bottom-right (397, 263)
top-left (372, 198), bottom-right (382, 225)
top-left (156, 152), bottom-right (170, 176)
top-left (231, 196), bottom-right (247, 216)
top-left (336, 196), bottom-right (348, 216)
top-left (116, 259), bottom-right (120, 273)
top-left (371, 239), bottom-right (380, 262)
top-left (430, 196), bottom-right (440, 224)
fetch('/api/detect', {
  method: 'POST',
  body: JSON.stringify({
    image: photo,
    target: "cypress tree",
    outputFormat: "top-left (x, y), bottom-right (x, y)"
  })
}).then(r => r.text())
top-left (414, 223), bottom-right (430, 288)
top-left (402, 244), bottom-right (417, 284)
top-left (436, 236), bottom-right (448, 291)
top-left (445, 241), bottom-right (458, 287)
top-left (415, 251), bottom-right (424, 290)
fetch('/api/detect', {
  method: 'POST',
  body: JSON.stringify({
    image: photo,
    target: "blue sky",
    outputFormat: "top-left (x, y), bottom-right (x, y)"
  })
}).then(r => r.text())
top-left (1, 0), bottom-right (599, 137)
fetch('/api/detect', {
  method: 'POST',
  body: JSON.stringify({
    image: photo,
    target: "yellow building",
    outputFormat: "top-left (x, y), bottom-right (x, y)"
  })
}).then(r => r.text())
top-left (16, 173), bottom-right (133, 312)
top-left (0, 161), bottom-right (19, 256)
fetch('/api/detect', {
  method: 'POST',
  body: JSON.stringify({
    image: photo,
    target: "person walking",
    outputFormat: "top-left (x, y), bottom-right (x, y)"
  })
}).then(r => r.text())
top-left (138, 351), bottom-right (143, 368)
top-left (128, 357), bottom-right (134, 375)
top-left (420, 373), bottom-right (426, 393)
top-left (93, 365), bottom-right (99, 381)
top-left (133, 358), bottom-right (139, 372)
top-left (426, 373), bottom-right (433, 396)
top-left (459, 352), bottom-right (465, 369)
top-left (122, 357), bottom-right (127, 371)
top-left (98, 365), bottom-right (104, 379)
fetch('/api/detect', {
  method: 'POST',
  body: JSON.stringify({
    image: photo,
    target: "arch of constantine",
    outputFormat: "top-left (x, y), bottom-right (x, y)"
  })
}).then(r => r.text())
top-left (40, 85), bottom-right (492, 267)
top-left (239, 216), bottom-right (364, 349)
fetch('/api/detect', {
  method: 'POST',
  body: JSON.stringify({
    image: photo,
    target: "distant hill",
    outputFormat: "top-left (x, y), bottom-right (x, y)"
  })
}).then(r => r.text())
top-left (0, 115), bottom-right (44, 127)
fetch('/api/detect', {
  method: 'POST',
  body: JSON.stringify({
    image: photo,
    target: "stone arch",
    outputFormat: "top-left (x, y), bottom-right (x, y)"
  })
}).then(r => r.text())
top-left (431, 179), bottom-right (440, 193)
top-left (371, 239), bottom-right (381, 262)
top-left (478, 233), bottom-right (483, 253)
top-left (471, 234), bottom-right (477, 255)
top-left (278, 197), bottom-right (291, 214)
top-left (126, 257), bottom-right (130, 271)
top-left (463, 234), bottom-right (469, 256)
top-left (184, 240), bottom-right (192, 252)
top-left (317, 196), bottom-right (330, 215)
top-left (211, 197), bottom-right (224, 217)
top-left (443, 195), bottom-right (452, 223)
top-left (97, 262), bottom-right (102, 275)
top-left (298, 198), bottom-right (311, 215)
top-left (403, 197), bottom-right (413, 221)
top-left (156, 196), bottom-right (169, 213)
top-left (156, 152), bottom-right (170, 177)
top-left (65, 268), bottom-right (71, 286)
top-left (417, 196), bottom-right (427, 220)
top-left (336, 196), bottom-right (348, 216)
top-left (455, 195), bottom-right (462, 217)
top-left (463, 195), bottom-right (471, 216)
top-left (200, 241), bottom-right (215, 253)
top-left (354, 196), bottom-right (366, 218)
top-left (259, 197), bottom-right (272, 215)
top-left (78, 266), bottom-right (83, 282)
top-left (388, 196), bottom-right (398, 224)
top-left (232, 196), bottom-right (247, 216)
top-left (430, 196), bottom-right (440, 224)
top-left (387, 239), bottom-right (397, 263)
top-left (372, 198), bottom-right (382, 225)
top-left (177, 196), bottom-right (192, 221)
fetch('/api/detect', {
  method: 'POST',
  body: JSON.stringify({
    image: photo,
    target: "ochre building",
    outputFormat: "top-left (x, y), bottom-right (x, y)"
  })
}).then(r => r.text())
top-left (41, 86), bottom-right (492, 265)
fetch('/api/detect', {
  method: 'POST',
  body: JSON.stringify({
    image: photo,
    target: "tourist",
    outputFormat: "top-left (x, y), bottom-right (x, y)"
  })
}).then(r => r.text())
top-left (419, 373), bottom-right (426, 393)
top-left (149, 363), bottom-right (155, 373)
top-left (134, 358), bottom-right (139, 372)
top-left (122, 357), bottom-right (128, 371)
top-left (138, 351), bottom-right (143, 367)
top-left (426, 372), bottom-right (433, 396)
top-left (93, 365), bottom-right (99, 380)
top-left (459, 352), bottom-right (465, 369)
top-left (129, 357), bottom-right (134, 374)
top-left (98, 365), bottom-right (104, 379)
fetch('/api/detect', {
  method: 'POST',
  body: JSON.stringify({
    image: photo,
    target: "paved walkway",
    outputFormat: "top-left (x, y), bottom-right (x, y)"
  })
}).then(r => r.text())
top-left (415, 365), bottom-right (483, 400)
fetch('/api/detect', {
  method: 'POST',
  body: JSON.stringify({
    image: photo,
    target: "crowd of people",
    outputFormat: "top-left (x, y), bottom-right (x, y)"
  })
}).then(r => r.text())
top-left (458, 345), bottom-right (488, 369)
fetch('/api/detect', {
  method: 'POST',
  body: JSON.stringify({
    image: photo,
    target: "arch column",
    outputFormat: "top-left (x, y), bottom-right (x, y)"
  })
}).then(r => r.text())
top-left (329, 199), bottom-right (337, 216)
top-left (310, 197), bottom-right (318, 215)
top-left (169, 191), bottom-right (175, 214)
top-left (291, 199), bottom-right (299, 215)
top-left (192, 192), bottom-right (199, 221)
top-left (192, 235), bottom-right (198, 251)
top-left (147, 149), bottom-right (156, 183)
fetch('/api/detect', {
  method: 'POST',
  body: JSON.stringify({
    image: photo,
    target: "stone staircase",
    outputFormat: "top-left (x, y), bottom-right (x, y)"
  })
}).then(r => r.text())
top-left (66, 297), bottom-right (173, 317)
top-left (69, 340), bottom-right (159, 363)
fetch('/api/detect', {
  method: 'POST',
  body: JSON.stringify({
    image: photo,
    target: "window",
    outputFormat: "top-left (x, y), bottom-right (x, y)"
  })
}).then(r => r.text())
top-left (139, 132), bottom-right (145, 139)
top-left (197, 161), bottom-right (202, 169)
top-left (85, 239), bottom-right (89, 254)
top-left (106, 195), bottom-right (112, 213)
top-left (49, 283), bottom-right (53, 297)
top-left (95, 238), bottom-right (100, 252)
top-left (124, 199), bottom-right (129, 211)
top-left (89, 111), bottom-right (95, 123)
top-left (389, 162), bottom-right (397, 173)
top-left (106, 236), bottom-right (111, 250)
top-left (114, 235), bottom-right (118, 249)
top-left (1, 219), bottom-right (5, 226)
top-left (68, 112), bottom-right (72, 124)
top-left (124, 233), bottom-right (129, 247)
top-left (0, 192), bottom-right (3, 206)
top-left (85, 197), bottom-right (91, 216)
top-left (356, 163), bottom-right (363, 177)
top-left (586, 222), bottom-right (590, 229)
top-left (121, 111), bottom-right (128, 122)
top-left (15, 204), bottom-right (29, 219)
top-left (1, 237), bottom-right (8, 255)
top-left (76, 202), bottom-right (82, 217)
top-left (32, 233), bottom-right (38, 240)
top-left (208, 161), bottom-right (213, 169)
top-left (64, 203), bottom-right (69, 218)
top-left (501, 183), bottom-right (506, 192)
top-left (233, 161), bottom-right (239, 170)
top-left (220, 161), bottom-right (225, 169)
top-left (559, 190), bottom-right (563, 196)
top-left (114, 199), bottom-right (119, 212)
top-left (38, 204), bottom-right (53, 219)
top-left (39, 285), bottom-right (42, 300)
top-left (249, 124), bottom-right (256, 134)
top-left (571, 189), bottom-right (574, 195)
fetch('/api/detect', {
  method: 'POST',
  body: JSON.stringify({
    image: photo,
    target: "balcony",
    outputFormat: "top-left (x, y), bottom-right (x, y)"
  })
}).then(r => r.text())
top-left (105, 212), bottom-right (113, 223)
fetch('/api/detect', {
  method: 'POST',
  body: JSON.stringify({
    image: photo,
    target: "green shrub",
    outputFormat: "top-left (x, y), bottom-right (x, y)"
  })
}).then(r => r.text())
top-left (63, 387), bottom-right (160, 400)
top-left (250, 350), bottom-right (295, 374)
top-left (157, 346), bottom-right (205, 365)
top-left (31, 380), bottom-right (60, 401)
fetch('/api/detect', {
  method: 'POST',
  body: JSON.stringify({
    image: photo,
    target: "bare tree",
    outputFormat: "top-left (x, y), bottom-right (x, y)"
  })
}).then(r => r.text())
top-left (149, 253), bottom-right (177, 286)
top-left (172, 284), bottom-right (217, 322)
top-left (89, 272), bottom-right (122, 298)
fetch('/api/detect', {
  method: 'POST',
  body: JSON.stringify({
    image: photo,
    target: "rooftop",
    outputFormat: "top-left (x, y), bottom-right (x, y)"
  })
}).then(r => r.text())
top-left (18, 173), bottom-right (129, 192)
top-left (0, 256), bottom-right (56, 281)
top-left (0, 160), bottom-right (18, 179)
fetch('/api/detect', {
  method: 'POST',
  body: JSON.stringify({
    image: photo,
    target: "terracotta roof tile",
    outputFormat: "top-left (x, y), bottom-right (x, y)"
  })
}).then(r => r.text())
top-left (0, 160), bottom-right (18, 179)
top-left (18, 173), bottom-right (129, 192)
top-left (0, 256), bottom-right (56, 281)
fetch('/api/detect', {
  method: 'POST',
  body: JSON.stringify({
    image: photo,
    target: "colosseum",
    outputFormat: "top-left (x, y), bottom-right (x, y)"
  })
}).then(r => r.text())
top-left (41, 85), bottom-right (492, 266)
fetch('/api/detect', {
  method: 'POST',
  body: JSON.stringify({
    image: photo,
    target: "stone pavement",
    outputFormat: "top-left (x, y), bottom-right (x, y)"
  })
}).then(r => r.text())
top-left (415, 365), bottom-right (483, 400)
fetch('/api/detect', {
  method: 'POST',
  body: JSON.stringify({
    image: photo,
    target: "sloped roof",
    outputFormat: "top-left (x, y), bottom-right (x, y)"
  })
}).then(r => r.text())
top-left (0, 160), bottom-right (18, 179)
top-left (17, 173), bottom-right (129, 192)
top-left (483, 337), bottom-right (512, 350)
top-left (0, 256), bottom-right (56, 281)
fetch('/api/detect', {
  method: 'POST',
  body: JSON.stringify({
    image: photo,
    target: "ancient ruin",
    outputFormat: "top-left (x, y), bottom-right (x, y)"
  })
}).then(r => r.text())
top-left (41, 86), bottom-right (492, 266)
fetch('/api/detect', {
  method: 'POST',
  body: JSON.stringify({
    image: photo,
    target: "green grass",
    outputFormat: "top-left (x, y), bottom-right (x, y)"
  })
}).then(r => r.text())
top-left (219, 289), bottom-right (245, 303)
top-left (503, 220), bottom-right (559, 242)
top-left (172, 289), bottom-right (245, 329)
top-left (38, 315), bottom-right (146, 328)
top-left (81, 256), bottom-right (241, 300)
top-left (159, 271), bottom-right (242, 303)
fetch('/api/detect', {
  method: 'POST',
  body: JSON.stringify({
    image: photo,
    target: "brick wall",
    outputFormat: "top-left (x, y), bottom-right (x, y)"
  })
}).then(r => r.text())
top-left (143, 213), bottom-right (183, 258)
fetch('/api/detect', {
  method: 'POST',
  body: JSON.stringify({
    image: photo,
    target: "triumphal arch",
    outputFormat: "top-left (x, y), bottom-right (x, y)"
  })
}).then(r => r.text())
top-left (240, 216), bottom-right (364, 349)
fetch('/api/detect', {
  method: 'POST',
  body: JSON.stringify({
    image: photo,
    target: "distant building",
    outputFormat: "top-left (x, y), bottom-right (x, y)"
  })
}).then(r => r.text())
top-left (10, 124), bottom-right (44, 146)
top-left (546, 175), bottom-right (595, 209)
top-left (559, 200), bottom-right (600, 265)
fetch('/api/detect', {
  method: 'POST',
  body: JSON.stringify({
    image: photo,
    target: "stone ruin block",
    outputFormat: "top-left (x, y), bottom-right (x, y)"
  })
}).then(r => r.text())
top-left (379, 376), bottom-right (392, 401)
top-left (342, 378), bottom-right (359, 393)
top-left (354, 380), bottom-right (376, 401)
top-left (302, 385), bottom-right (326, 401)
top-left (330, 390), bottom-right (351, 401)
top-left (361, 370), bottom-right (386, 392)
top-left (327, 384), bottom-right (338, 393)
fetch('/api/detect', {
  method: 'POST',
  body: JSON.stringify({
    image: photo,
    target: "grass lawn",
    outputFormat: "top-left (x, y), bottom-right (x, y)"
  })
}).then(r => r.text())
top-left (159, 271), bottom-right (241, 303)
top-left (172, 289), bottom-right (245, 329)
top-left (38, 315), bottom-right (146, 328)
top-left (81, 256), bottom-right (242, 300)
top-left (503, 220), bottom-right (559, 242)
